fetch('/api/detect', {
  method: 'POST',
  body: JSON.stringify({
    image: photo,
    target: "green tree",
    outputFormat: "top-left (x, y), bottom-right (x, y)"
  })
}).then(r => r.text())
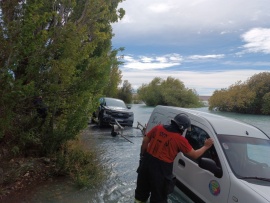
top-left (118, 80), bottom-right (133, 104)
top-left (209, 72), bottom-right (270, 114)
top-left (159, 77), bottom-right (201, 107)
top-left (104, 52), bottom-right (123, 98)
top-left (209, 81), bottom-right (255, 112)
top-left (137, 77), bottom-right (202, 107)
top-left (0, 0), bottom-right (125, 155)
top-left (246, 72), bottom-right (270, 114)
top-left (138, 77), bottom-right (163, 106)
top-left (208, 89), bottom-right (229, 111)
top-left (262, 92), bottom-right (270, 114)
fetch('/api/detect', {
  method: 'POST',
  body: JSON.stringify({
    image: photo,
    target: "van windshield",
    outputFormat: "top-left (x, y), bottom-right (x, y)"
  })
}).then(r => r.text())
top-left (218, 135), bottom-right (270, 181)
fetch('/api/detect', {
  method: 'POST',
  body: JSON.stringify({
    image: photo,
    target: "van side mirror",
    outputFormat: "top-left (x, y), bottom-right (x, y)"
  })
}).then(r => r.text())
top-left (126, 104), bottom-right (132, 109)
top-left (199, 157), bottom-right (223, 178)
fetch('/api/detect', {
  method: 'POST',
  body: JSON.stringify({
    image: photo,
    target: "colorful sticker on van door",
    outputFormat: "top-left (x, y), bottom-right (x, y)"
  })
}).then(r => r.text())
top-left (209, 180), bottom-right (220, 196)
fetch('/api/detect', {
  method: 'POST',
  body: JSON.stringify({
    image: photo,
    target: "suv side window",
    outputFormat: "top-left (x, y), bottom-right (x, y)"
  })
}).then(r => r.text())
top-left (185, 125), bottom-right (221, 167)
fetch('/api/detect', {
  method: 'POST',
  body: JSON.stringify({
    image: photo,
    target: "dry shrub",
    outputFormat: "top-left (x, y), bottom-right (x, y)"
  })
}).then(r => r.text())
top-left (55, 139), bottom-right (104, 188)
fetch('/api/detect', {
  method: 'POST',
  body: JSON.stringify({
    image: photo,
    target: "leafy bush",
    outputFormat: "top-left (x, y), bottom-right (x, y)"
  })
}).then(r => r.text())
top-left (137, 77), bottom-right (202, 107)
top-left (209, 72), bottom-right (270, 114)
top-left (262, 92), bottom-right (270, 114)
top-left (55, 140), bottom-right (104, 188)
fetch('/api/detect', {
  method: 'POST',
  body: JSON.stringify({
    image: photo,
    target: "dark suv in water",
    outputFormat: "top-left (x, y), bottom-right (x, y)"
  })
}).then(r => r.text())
top-left (92, 97), bottom-right (134, 127)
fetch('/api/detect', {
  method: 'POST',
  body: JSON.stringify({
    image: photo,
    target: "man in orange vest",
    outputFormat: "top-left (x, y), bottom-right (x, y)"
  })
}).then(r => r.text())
top-left (135, 114), bottom-right (214, 203)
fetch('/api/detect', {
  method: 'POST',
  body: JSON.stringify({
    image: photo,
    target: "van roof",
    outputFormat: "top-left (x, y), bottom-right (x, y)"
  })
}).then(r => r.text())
top-left (156, 106), bottom-right (269, 139)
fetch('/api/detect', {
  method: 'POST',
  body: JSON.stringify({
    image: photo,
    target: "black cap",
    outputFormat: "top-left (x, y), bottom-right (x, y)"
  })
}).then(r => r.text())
top-left (171, 114), bottom-right (191, 131)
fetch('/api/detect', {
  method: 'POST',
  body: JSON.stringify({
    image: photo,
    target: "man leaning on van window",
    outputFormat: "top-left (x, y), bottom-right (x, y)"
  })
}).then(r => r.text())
top-left (135, 114), bottom-right (214, 203)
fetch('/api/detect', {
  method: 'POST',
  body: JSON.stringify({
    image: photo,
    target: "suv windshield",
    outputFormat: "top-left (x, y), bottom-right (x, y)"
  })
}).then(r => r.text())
top-left (218, 135), bottom-right (270, 181)
top-left (104, 98), bottom-right (127, 108)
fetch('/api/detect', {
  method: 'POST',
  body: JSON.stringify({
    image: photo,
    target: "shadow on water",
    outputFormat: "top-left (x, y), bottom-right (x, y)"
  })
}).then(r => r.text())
top-left (8, 104), bottom-right (270, 202)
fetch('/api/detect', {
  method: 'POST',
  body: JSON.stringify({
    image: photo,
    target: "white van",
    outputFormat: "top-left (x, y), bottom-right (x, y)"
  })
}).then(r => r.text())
top-left (145, 105), bottom-right (270, 203)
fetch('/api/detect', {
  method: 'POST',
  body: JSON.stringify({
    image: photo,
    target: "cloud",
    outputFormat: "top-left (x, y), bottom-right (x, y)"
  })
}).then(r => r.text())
top-left (113, 0), bottom-right (270, 43)
top-left (122, 54), bottom-right (182, 70)
top-left (140, 56), bottom-right (154, 63)
top-left (148, 3), bottom-right (172, 13)
top-left (119, 52), bottom-right (270, 95)
top-left (241, 28), bottom-right (270, 54)
top-left (124, 55), bottom-right (137, 62)
top-left (122, 54), bottom-right (225, 71)
top-left (123, 61), bottom-right (180, 70)
top-left (113, 0), bottom-right (270, 96)
top-left (188, 54), bottom-right (225, 60)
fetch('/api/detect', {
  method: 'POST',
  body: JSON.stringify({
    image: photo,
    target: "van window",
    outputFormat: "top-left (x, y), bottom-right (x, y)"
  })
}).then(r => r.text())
top-left (247, 144), bottom-right (270, 166)
top-left (218, 135), bottom-right (270, 179)
top-left (185, 125), bottom-right (221, 167)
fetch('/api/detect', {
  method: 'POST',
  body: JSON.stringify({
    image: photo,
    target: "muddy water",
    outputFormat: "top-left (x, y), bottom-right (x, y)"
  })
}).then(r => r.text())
top-left (9, 104), bottom-right (270, 203)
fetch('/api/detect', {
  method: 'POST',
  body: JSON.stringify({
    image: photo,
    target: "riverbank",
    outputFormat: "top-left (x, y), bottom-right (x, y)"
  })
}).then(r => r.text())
top-left (0, 130), bottom-right (105, 202)
top-left (0, 156), bottom-right (55, 202)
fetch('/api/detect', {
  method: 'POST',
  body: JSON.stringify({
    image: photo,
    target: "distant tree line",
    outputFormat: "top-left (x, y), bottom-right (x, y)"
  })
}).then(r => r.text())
top-left (209, 72), bottom-right (270, 115)
top-left (137, 77), bottom-right (203, 107)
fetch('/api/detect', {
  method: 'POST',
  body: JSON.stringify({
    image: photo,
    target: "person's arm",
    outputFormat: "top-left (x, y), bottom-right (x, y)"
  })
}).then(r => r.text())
top-left (185, 138), bottom-right (214, 159)
top-left (140, 136), bottom-right (150, 156)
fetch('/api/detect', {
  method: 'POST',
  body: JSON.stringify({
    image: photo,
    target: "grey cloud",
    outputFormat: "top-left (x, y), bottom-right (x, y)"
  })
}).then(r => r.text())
top-left (114, 0), bottom-right (270, 40)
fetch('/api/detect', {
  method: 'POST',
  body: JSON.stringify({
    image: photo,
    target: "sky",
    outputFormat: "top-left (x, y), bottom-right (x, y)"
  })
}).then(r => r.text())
top-left (111, 0), bottom-right (270, 96)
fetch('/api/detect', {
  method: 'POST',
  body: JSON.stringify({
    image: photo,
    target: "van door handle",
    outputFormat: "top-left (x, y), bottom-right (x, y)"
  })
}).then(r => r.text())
top-left (178, 159), bottom-right (185, 167)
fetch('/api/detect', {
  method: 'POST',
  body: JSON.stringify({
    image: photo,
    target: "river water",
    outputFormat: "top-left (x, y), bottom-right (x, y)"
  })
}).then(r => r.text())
top-left (13, 104), bottom-right (270, 203)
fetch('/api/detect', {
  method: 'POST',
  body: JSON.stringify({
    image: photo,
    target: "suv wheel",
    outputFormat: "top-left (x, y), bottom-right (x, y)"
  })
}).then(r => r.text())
top-left (98, 114), bottom-right (104, 128)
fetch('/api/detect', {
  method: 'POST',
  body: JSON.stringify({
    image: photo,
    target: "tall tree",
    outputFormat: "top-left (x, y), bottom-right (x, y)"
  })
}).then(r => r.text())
top-left (103, 51), bottom-right (123, 98)
top-left (118, 80), bottom-right (133, 104)
top-left (0, 0), bottom-right (125, 154)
